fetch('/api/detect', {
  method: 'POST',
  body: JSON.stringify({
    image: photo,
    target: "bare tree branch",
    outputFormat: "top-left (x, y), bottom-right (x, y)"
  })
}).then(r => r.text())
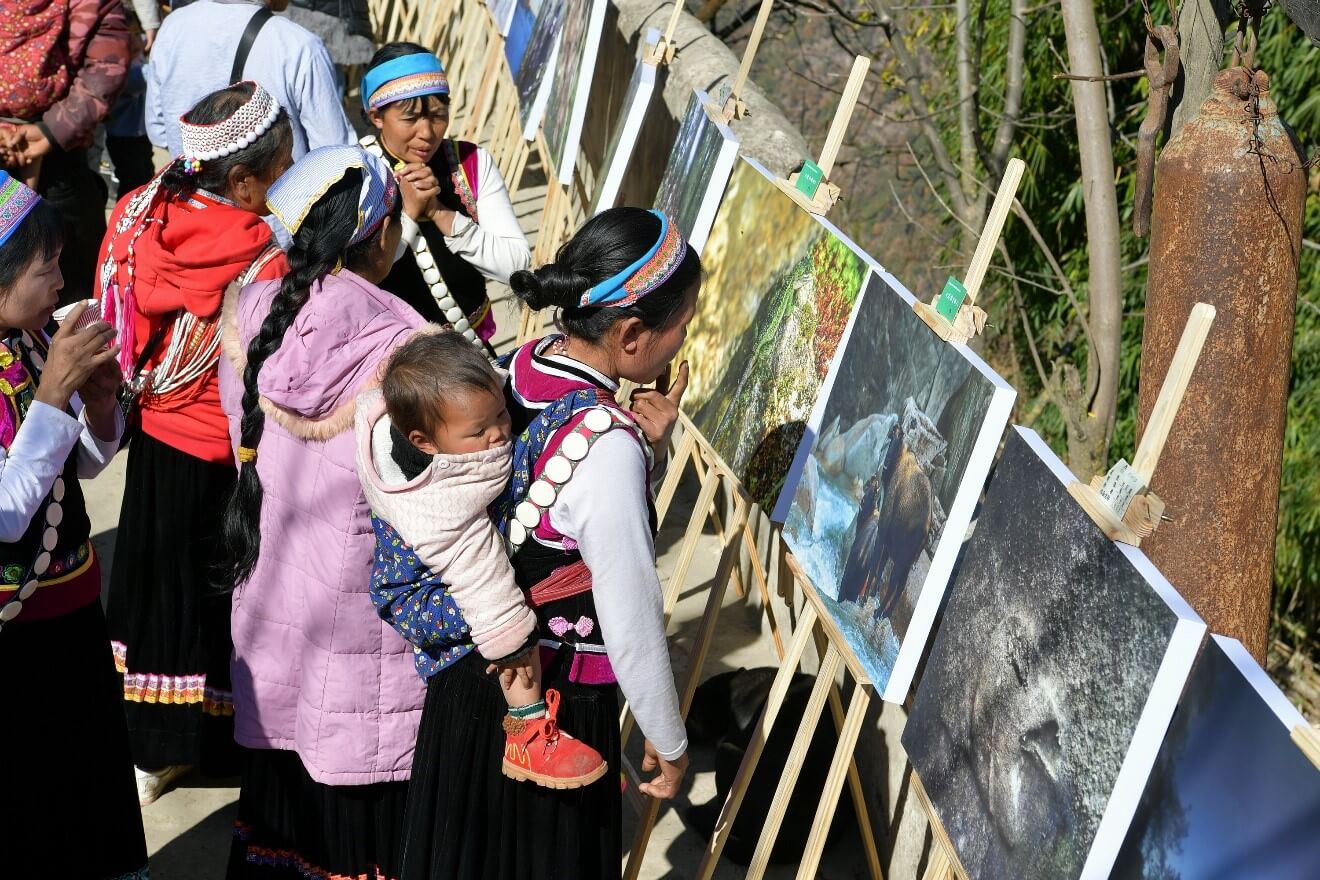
top-left (989, 0), bottom-right (1029, 173)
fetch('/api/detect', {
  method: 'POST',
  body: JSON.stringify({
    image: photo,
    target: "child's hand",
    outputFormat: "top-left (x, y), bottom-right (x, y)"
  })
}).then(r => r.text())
top-left (490, 657), bottom-right (536, 691)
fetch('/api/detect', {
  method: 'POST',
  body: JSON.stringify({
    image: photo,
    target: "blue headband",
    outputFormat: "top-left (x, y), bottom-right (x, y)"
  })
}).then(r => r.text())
top-left (579, 210), bottom-right (688, 308)
top-left (361, 54), bottom-right (450, 111)
top-left (0, 172), bottom-right (40, 248)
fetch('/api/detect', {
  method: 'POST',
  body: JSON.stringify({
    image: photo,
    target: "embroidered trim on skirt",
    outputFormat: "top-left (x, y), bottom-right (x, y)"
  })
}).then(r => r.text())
top-left (399, 648), bottom-right (623, 880)
top-left (105, 431), bottom-right (240, 772)
top-left (0, 598), bottom-right (150, 878)
top-left (226, 747), bottom-right (408, 880)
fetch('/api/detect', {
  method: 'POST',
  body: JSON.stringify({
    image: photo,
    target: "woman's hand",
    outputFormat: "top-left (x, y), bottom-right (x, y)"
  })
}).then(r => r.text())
top-left (638, 739), bottom-right (689, 800)
top-left (629, 360), bottom-right (689, 451)
top-left (79, 359), bottom-right (124, 442)
top-left (428, 205), bottom-right (458, 237)
top-left (34, 303), bottom-right (120, 412)
top-left (397, 162), bottom-right (440, 221)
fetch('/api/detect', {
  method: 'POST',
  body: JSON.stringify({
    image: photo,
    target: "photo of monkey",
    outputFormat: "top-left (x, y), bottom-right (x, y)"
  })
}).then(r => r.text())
top-left (780, 270), bottom-right (1014, 701)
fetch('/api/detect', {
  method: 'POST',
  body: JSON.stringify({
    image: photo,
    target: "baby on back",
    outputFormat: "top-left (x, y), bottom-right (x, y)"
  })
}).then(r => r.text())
top-left (355, 331), bottom-right (604, 789)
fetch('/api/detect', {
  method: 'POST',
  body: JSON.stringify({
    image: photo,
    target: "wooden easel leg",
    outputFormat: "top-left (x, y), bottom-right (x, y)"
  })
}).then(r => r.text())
top-left (693, 604), bottom-right (820, 880)
top-left (654, 430), bottom-right (695, 525)
top-left (463, 37), bottom-right (504, 142)
top-left (623, 496), bottom-right (750, 880)
top-left (795, 687), bottom-right (872, 880)
top-left (745, 644), bottom-right (844, 880)
top-left (660, 466), bottom-right (722, 617)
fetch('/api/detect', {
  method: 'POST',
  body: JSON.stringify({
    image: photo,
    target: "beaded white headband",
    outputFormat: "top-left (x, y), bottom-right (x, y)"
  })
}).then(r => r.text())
top-left (179, 81), bottom-right (281, 171)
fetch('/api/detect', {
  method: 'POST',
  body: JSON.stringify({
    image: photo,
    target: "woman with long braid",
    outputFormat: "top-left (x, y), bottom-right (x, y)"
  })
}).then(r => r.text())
top-left (99, 81), bottom-right (294, 806)
top-left (217, 145), bottom-right (430, 880)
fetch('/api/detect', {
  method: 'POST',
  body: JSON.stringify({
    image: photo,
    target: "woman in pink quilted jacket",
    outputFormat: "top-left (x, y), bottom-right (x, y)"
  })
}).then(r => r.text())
top-left (217, 145), bottom-right (428, 880)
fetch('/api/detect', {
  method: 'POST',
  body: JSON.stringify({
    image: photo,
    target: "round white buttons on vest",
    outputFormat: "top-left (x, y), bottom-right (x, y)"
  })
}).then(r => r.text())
top-left (438, 296), bottom-right (457, 310)
top-left (33, 552), bottom-right (49, 577)
top-left (416, 251), bottom-right (436, 270)
top-left (470, 336), bottom-right (484, 347)
top-left (18, 580), bottom-right (37, 600)
top-left (528, 480), bottom-right (556, 507)
top-left (515, 501), bottom-right (541, 528)
top-left (46, 503), bottom-right (62, 527)
top-left (542, 455), bottom-right (572, 484)
top-left (0, 600), bottom-right (22, 621)
top-left (509, 520), bottom-right (527, 545)
top-left (445, 307), bottom-right (464, 324)
top-left (42, 528), bottom-right (57, 551)
top-left (453, 319), bottom-right (471, 333)
top-left (52, 479), bottom-right (65, 502)
top-left (560, 433), bottom-right (590, 461)
top-left (583, 408), bottom-right (613, 434)
top-left (422, 267), bottom-right (441, 285)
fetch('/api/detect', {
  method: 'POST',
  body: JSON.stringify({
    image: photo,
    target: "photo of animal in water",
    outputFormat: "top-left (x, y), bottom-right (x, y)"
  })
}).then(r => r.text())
top-left (684, 157), bottom-right (870, 512)
top-left (653, 89), bottom-right (739, 254)
top-left (540, 0), bottom-right (604, 184)
top-left (1111, 635), bottom-right (1320, 880)
top-left (513, 0), bottom-right (564, 134)
top-left (780, 271), bottom-right (1014, 700)
top-left (903, 427), bottom-right (1207, 880)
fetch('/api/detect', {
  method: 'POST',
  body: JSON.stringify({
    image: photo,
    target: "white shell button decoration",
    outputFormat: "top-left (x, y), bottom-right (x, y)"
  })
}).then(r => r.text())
top-left (515, 501), bottom-right (541, 528)
top-left (560, 433), bottom-right (590, 461)
top-left (528, 480), bottom-right (557, 507)
top-left (584, 408), bottom-right (613, 433)
top-left (543, 456), bottom-right (572, 484)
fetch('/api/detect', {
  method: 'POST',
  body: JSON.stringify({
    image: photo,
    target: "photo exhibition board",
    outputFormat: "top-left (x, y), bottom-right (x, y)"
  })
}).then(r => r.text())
top-left (514, 0), bottom-right (564, 138)
top-left (540, 0), bottom-right (607, 185)
top-left (590, 28), bottom-right (660, 215)
top-left (681, 156), bottom-right (874, 513)
top-left (653, 89), bottom-right (740, 254)
top-left (504, 0), bottom-right (544, 78)
top-left (487, 0), bottom-right (518, 36)
top-left (903, 427), bottom-right (1207, 880)
top-left (780, 269), bottom-right (1015, 702)
top-left (1110, 634), bottom-right (1320, 879)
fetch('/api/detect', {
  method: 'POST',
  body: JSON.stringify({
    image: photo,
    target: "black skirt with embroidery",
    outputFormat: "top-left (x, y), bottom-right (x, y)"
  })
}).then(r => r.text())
top-left (104, 432), bottom-right (240, 772)
top-left (0, 598), bottom-right (150, 879)
top-left (399, 647), bottom-right (623, 880)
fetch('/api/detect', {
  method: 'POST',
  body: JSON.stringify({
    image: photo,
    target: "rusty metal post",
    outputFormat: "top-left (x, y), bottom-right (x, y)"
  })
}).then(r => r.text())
top-left (1139, 68), bottom-right (1306, 662)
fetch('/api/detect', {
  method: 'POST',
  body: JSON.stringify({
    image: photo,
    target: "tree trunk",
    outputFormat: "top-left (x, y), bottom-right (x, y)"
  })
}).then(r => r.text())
top-left (955, 0), bottom-right (982, 239)
top-left (1059, 0), bottom-right (1123, 476)
top-left (1167, 0), bottom-right (1233, 137)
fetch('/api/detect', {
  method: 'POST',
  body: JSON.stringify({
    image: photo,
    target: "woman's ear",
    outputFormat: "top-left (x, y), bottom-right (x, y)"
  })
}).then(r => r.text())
top-left (615, 316), bottom-right (646, 356)
top-left (368, 108), bottom-right (386, 132)
top-left (227, 165), bottom-right (260, 210)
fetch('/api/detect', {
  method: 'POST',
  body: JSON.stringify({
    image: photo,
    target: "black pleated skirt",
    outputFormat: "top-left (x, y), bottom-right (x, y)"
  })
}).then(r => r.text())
top-left (0, 599), bottom-right (149, 879)
top-left (226, 748), bottom-right (409, 880)
top-left (105, 431), bottom-right (239, 772)
top-left (399, 649), bottom-right (623, 880)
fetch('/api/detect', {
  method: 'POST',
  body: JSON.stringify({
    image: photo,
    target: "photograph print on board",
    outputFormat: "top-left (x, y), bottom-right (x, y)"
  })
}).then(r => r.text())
top-left (505, 0), bottom-right (545, 78)
top-left (780, 270), bottom-right (1015, 701)
top-left (903, 427), bottom-right (1207, 880)
top-left (682, 157), bottom-right (870, 512)
top-left (540, 0), bottom-right (606, 184)
top-left (653, 89), bottom-right (740, 254)
top-left (1111, 635), bottom-right (1320, 879)
top-left (590, 29), bottom-right (660, 215)
top-left (514, 0), bottom-right (564, 136)
top-left (487, 0), bottom-right (519, 37)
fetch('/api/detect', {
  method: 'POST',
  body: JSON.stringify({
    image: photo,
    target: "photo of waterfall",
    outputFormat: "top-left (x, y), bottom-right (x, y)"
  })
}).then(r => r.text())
top-left (780, 271), bottom-right (1014, 700)
top-left (683, 157), bottom-right (870, 511)
top-left (904, 428), bottom-right (1207, 880)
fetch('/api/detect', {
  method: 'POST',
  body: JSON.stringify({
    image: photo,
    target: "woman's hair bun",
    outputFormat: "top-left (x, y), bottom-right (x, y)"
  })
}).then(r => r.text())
top-left (510, 263), bottom-right (590, 311)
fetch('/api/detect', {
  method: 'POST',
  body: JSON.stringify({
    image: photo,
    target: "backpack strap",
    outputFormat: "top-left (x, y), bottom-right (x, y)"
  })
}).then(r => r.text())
top-left (231, 6), bottom-right (274, 83)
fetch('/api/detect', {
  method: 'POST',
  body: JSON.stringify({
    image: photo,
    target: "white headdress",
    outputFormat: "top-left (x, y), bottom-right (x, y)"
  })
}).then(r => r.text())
top-left (179, 81), bottom-right (282, 170)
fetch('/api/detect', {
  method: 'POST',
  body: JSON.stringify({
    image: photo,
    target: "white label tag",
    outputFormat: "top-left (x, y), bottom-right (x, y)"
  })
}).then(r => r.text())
top-left (1098, 459), bottom-right (1145, 518)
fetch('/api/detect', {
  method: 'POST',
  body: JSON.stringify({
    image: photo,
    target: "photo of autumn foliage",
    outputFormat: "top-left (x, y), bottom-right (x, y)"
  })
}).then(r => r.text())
top-left (683, 157), bottom-right (868, 510)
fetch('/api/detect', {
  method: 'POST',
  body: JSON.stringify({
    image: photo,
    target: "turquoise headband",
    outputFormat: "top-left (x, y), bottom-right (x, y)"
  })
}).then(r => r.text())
top-left (579, 210), bottom-right (688, 309)
top-left (361, 53), bottom-right (450, 111)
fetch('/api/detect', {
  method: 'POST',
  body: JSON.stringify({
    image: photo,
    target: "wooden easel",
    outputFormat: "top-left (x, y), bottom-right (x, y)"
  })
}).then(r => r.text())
top-left (646, 0), bottom-right (685, 65)
top-left (1068, 303), bottom-right (1216, 546)
top-left (911, 772), bottom-right (969, 880)
top-left (775, 55), bottom-right (870, 216)
top-left (912, 157), bottom-right (1025, 345)
top-left (720, 0), bottom-right (775, 121)
top-left (681, 552), bottom-right (883, 880)
top-left (458, 8), bottom-right (511, 143)
top-left (1293, 722), bottom-right (1320, 770)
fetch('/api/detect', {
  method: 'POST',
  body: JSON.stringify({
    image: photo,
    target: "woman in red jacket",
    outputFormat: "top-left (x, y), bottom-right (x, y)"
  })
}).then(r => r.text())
top-left (99, 81), bottom-right (294, 806)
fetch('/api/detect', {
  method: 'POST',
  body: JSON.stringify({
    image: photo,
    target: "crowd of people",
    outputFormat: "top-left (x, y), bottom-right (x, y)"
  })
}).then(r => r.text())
top-left (0, 2), bottom-right (696, 878)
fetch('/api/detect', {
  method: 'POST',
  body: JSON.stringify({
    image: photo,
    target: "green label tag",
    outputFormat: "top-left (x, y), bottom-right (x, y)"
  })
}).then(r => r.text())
top-left (795, 161), bottom-right (824, 198)
top-left (935, 276), bottom-right (967, 321)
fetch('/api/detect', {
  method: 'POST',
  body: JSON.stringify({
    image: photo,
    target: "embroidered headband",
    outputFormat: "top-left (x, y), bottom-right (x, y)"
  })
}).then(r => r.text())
top-left (178, 81), bottom-right (282, 173)
top-left (362, 53), bottom-right (450, 112)
top-left (0, 172), bottom-right (40, 248)
top-left (578, 210), bottom-right (688, 309)
top-left (267, 145), bottom-right (399, 247)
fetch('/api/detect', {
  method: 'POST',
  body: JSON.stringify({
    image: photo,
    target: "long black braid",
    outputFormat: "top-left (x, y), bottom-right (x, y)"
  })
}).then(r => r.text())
top-left (219, 168), bottom-right (393, 590)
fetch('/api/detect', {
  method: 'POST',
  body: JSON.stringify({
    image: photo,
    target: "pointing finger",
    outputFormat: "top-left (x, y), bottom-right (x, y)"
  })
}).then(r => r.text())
top-left (664, 361), bottom-right (690, 405)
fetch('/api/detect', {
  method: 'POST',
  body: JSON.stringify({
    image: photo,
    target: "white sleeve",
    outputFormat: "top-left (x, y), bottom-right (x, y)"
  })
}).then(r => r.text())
top-left (72, 393), bottom-right (124, 479)
top-left (132, 0), bottom-right (161, 31)
top-left (549, 430), bottom-right (688, 761)
top-left (0, 402), bottom-right (84, 543)
top-left (144, 58), bottom-right (167, 148)
top-left (443, 147), bottom-right (531, 284)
